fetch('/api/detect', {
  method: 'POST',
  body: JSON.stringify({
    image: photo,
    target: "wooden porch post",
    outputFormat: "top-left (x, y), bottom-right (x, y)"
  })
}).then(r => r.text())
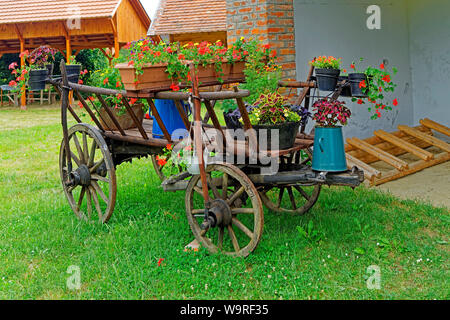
top-left (14, 24), bottom-right (26, 108)
top-left (109, 18), bottom-right (120, 58)
top-left (62, 22), bottom-right (73, 102)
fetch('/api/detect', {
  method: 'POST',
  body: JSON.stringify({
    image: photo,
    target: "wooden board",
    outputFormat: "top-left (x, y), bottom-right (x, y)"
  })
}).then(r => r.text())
top-left (346, 119), bottom-right (450, 186)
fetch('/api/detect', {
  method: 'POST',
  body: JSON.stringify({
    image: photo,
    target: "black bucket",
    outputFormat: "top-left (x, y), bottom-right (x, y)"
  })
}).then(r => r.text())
top-left (45, 63), bottom-right (54, 78)
top-left (338, 76), bottom-right (352, 97)
top-left (253, 122), bottom-right (300, 150)
top-left (66, 64), bottom-right (82, 83)
top-left (28, 69), bottom-right (49, 91)
top-left (348, 73), bottom-right (368, 98)
top-left (315, 68), bottom-right (340, 91)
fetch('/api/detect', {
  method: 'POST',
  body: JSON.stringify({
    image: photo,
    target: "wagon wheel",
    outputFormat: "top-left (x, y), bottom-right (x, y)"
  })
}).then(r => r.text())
top-left (259, 148), bottom-right (321, 215)
top-left (185, 163), bottom-right (264, 257)
top-left (59, 124), bottom-right (116, 223)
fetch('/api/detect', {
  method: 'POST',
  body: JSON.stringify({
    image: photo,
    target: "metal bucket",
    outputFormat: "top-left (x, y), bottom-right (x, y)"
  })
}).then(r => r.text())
top-left (312, 126), bottom-right (347, 172)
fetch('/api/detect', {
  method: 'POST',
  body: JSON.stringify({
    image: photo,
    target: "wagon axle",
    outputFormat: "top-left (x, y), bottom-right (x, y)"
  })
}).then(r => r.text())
top-left (201, 199), bottom-right (233, 230)
top-left (67, 164), bottom-right (91, 187)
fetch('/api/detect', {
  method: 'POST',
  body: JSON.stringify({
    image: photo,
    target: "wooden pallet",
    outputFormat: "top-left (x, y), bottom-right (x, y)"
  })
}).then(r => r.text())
top-left (345, 118), bottom-right (450, 186)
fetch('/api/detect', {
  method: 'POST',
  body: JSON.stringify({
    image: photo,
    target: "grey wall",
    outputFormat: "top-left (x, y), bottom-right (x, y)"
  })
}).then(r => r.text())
top-left (293, 0), bottom-right (414, 139)
top-left (408, 0), bottom-right (450, 127)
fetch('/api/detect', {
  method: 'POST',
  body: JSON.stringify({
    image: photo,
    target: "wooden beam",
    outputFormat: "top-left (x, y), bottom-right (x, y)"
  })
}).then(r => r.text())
top-left (420, 118), bottom-right (450, 137)
top-left (374, 130), bottom-right (434, 161)
top-left (372, 152), bottom-right (450, 186)
top-left (398, 125), bottom-right (450, 153)
top-left (347, 137), bottom-right (409, 171)
top-left (109, 18), bottom-right (119, 58)
top-left (346, 153), bottom-right (381, 180)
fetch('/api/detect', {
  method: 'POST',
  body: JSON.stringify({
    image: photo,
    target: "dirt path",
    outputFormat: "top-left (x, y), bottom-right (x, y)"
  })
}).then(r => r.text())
top-left (376, 161), bottom-right (450, 209)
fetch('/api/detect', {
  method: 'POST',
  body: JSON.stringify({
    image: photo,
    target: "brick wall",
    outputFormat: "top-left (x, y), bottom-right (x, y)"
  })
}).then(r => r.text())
top-left (226, 0), bottom-right (297, 80)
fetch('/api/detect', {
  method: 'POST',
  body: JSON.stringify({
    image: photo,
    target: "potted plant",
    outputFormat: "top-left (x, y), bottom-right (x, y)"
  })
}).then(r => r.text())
top-left (83, 65), bottom-right (146, 130)
top-left (310, 56), bottom-right (342, 91)
top-left (245, 92), bottom-right (302, 150)
top-left (155, 142), bottom-right (210, 176)
top-left (116, 37), bottom-right (272, 91)
top-left (349, 59), bottom-right (398, 119)
top-left (66, 55), bottom-right (82, 84)
top-left (311, 98), bottom-right (351, 172)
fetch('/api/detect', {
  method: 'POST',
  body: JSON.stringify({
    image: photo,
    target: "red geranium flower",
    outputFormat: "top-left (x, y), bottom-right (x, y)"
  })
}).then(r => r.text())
top-left (103, 78), bottom-right (109, 85)
top-left (9, 80), bottom-right (17, 87)
top-left (170, 83), bottom-right (180, 91)
top-left (380, 63), bottom-right (385, 69)
top-left (166, 144), bottom-right (173, 150)
top-left (357, 99), bottom-right (364, 105)
top-left (157, 258), bottom-right (164, 267)
top-left (350, 63), bottom-right (355, 69)
top-left (359, 80), bottom-right (366, 89)
top-left (382, 75), bottom-right (391, 83)
top-left (129, 98), bottom-right (138, 105)
top-left (393, 98), bottom-right (398, 106)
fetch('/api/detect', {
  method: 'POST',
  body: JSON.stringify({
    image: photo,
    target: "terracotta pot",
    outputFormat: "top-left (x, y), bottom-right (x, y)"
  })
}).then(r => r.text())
top-left (116, 61), bottom-right (246, 91)
top-left (99, 103), bottom-right (144, 130)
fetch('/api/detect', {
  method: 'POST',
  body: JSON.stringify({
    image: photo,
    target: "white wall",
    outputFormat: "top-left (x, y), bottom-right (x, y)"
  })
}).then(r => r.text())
top-left (293, 0), bottom-right (414, 139)
top-left (408, 0), bottom-right (450, 127)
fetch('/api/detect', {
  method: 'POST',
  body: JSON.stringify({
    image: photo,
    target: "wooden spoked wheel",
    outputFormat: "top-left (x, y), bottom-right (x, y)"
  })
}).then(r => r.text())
top-left (259, 148), bottom-right (321, 215)
top-left (185, 164), bottom-right (264, 257)
top-left (59, 124), bottom-right (117, 223)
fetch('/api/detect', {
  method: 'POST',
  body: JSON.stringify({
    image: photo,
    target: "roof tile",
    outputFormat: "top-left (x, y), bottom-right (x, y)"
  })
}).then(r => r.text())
top-left (0, 0), bottom-right (122, 24)
top-left (148, 0), bottom-right (226, 35)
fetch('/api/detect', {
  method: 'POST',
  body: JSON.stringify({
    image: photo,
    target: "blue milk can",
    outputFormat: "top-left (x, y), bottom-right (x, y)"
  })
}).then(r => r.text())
top-left (312, 126), bottom-right (347, 172)
top-left (152, 99), bottom-right (190, 139)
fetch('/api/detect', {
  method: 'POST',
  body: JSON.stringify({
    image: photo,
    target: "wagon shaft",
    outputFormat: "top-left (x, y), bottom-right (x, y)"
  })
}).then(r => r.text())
top-left (248, 167), bottom-right (364, 188)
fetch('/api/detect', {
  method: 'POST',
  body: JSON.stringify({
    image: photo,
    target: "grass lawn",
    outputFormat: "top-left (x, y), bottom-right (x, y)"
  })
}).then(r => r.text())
top-left (0, 104), bottom-right (448, 300)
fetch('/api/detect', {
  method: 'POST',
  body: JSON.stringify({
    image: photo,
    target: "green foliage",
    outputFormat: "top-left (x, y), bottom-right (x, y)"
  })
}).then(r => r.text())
top-left (248, 92), bottom-right (301, 125)
top-left (296, 220), bottom-right (324, 245)
top-left (310, 56), bottom-right (342, 70)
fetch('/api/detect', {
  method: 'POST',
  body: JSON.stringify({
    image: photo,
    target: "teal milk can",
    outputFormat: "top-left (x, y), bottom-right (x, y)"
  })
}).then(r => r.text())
top-left (312, 126), bottom-right (347, 172)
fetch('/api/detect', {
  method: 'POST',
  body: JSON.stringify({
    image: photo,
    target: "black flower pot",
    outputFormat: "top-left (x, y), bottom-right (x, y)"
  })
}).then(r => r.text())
top-left (348, 73), bottom-right (368, 98)
top-left (28, 69), bottom-right (49, 91)
top-left (253, 122), bottom-right (300, 150)
top-left (223, 110), bottom-right (242, 130)
top-left (338, 76), bottom-right (352, 97)
top-left (315, 68), bottom-right (340, 91)
top-left (66, 64), bottom-right (82, 83)
top-left (45, 63), bottom-right (54, 78)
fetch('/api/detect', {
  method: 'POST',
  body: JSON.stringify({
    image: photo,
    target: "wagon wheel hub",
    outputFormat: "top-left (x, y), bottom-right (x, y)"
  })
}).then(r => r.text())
top-left (69, 164), bottom-right (91, 186)
top-left (209, 199), bottom-right (233, 227)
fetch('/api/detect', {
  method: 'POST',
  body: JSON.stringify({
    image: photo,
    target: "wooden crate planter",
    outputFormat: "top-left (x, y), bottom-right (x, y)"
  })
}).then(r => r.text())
top-left (99, 103), bottom-right (144, 131)
top-left (116, 61), bottom-right (246, 91)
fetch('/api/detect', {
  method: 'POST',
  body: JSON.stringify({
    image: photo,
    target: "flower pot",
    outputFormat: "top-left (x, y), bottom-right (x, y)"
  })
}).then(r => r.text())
top-left (45, 63), bottom-right (54, 78)
top-left (99, 103), bottom-right (144, 131)
top-left (223, 110), bottom-right (242, 130)
top-left (315, 68), bottom-right (340, 91)
top-left (66, 64), bottom-right (82, 83)
top-left (116, 61), bottom-right (246, 91)
top-left (28, 69), bottom-right (49, 91)
top-left (348, 73), bottom-right (368, 98)
top-left (338, 76), bottom-right (352, 97)
top-left (312, 126), bottom-right (347, 172)
top-left (253, 122), bottom-right (300, 150)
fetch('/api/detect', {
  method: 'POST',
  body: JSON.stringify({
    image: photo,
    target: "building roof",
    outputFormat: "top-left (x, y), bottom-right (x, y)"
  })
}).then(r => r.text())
top-left (0, 0), bottom-right (149, 25)
top-left (148, 0), bottom-right (226, 35)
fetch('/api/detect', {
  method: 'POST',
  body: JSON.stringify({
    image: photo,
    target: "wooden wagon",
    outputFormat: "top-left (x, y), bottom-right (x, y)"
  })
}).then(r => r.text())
top-left (52, 61), bottom-right (364, 257)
